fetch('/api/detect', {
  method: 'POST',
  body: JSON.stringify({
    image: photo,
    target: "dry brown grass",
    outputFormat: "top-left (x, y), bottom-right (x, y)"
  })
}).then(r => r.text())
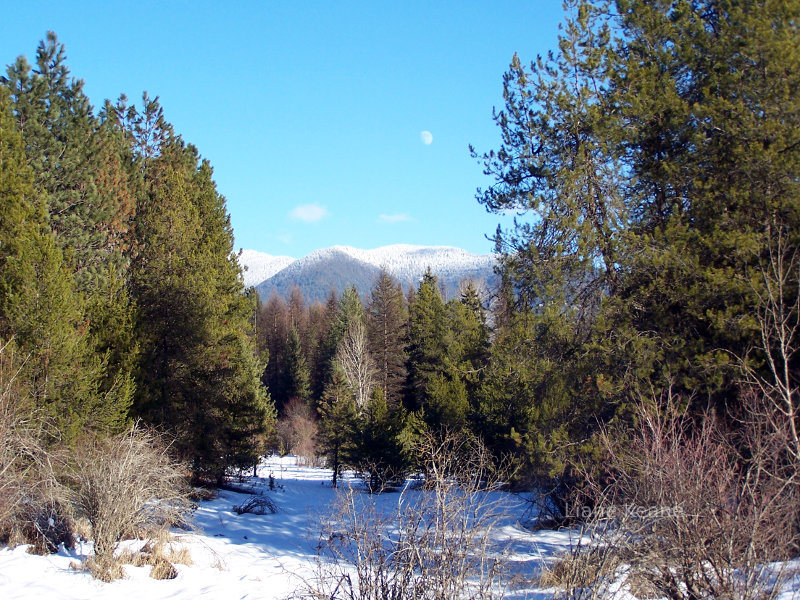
top-left (118, 530), bottom-right (192, 580)
top-left (84, 554), bottom-right (127, 582)
top-left (188, 486), bottom-right (218, 502)
top-left (537, 547), bottom-right (622, 592)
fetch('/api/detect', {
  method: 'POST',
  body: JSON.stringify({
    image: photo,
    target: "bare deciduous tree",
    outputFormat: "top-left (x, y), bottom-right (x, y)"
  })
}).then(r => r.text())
top-left (740, 224), bottom-right (800, 465)
top-left (335, 321), bottom-right (377, 410)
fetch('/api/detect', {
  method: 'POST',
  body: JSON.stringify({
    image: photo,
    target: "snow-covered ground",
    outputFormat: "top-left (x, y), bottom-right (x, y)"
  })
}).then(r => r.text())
top-left (1, 456), bottom-right (798, 600)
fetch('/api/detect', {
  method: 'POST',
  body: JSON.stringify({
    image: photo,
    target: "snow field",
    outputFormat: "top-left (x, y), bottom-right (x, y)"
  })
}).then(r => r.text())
top-left (1, 455), bottom-right (797, 600)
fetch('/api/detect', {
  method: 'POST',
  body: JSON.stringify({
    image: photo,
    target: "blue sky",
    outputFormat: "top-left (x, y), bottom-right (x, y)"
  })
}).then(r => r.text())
top-left (1, 1), bottom-right (565, 258)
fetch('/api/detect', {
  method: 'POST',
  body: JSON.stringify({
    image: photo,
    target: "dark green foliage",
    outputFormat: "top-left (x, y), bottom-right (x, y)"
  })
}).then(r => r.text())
top-left (473, 0), bottom-right (800, 493)
top-left (366, 270), bottom-right (407, 406)
top-left (281, 325), bottom-right (312, 409)
top-left (119, 99), bottom-right (273, 480)
top-left (354, 389), bottom-right (414, 492)
top-left (406, 270), bottom-right (449, 414)
top-left (0, 87), bottom-right (103, 442)
top-left (317, 367), bottom-right (359, 488)
top-left (406, 273), bottom-right (491, 432)
top-left (2, 34), bottom-right (137, 438)
top-left (257, 293), bottom-right (291, 409)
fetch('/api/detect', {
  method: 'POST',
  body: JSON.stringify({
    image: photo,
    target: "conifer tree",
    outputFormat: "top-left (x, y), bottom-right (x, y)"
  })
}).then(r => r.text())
top-left (281, 325), bottom-right (312, 410)
top-left (3, 34), bottom-right (137, 435)
top-left (317, 367), bottom-right (359, 487)
top-left (474, 0), bottom-right (800, 490)
top-left (367, 270), bottom-right (407, 406)
top-left (0, 88), bottom-right (103, 441)
top-left (307, 296), bottom-right (336, 402)
top-left (259, 293), bottom-right (291, 406)
top-left (123, 99), bottom-right (273, 479)
top-left (355, 388), bottom-right (412, 492)
top-left (406, 269), bottom-right (449, 415)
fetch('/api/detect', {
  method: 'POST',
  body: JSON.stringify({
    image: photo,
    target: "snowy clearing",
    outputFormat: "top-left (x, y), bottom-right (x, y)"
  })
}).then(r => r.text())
top-left (0, 455), bottom-right (797, 600)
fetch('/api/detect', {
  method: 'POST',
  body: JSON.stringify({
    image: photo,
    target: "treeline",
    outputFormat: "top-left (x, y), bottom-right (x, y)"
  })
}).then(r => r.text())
top-left (0, 33), bottom-right (274, 484)
top-left (257, 273), bottom-right (491, 488)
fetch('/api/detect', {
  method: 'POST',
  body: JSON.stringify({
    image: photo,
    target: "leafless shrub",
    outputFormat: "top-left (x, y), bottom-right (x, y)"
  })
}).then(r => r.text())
top-left (60, 424), bottom-right (193, 580)
top-left (277, 397), bottom-right (318, 462)
top-left (232, 495), bottom-right (278, 515)
top-left (296, 430), bottom-right (513, 600)
top-left (0, 340), bottom-right (67, 553)
top-left (553, 390), bottom-right (800, 600)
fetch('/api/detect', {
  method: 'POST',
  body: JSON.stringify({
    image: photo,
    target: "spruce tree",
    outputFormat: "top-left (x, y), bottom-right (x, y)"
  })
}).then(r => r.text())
top-left (317, 367), bottom-right (358, 487)
top-left (259, 293), bottom-right (291, 408)
top-left (366, 270), bottom-right (407, 406)
top-left (406, 269), bottom-right (448, 413)
top-left (281, 324), bottom-right (312, 409)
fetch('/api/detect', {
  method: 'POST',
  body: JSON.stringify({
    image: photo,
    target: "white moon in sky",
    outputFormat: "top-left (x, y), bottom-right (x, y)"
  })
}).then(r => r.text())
top-left (420, 130), bottom-right (433, 145)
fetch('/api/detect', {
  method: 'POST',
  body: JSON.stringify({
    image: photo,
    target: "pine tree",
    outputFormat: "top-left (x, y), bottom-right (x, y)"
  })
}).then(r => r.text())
top-left (0, 87), bottom-right (102, 442)
top-left (317, 367), bottom-right (359, 487)
top-left (473, 0), bottom-right (800, 490)
top-left (367, 270), bottom-right (407, 406)
top-left (124, 100), bottom-right (273, 480)
top-left (406, 269), bottom-right (449, 417)
top-left (3, 34), bottom-right (136, 435)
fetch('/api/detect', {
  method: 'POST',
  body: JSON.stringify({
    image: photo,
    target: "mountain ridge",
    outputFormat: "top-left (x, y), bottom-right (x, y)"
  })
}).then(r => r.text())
top-left (241, 244), bottom-right (498, 302)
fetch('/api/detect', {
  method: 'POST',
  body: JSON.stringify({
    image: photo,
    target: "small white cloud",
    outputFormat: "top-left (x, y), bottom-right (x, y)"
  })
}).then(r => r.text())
top-left (289, 203), bottom-right (328, 223)
top-left (420, 130), bottom-right (433, 145)
top-left (378, 213), bottom-right (414, 224)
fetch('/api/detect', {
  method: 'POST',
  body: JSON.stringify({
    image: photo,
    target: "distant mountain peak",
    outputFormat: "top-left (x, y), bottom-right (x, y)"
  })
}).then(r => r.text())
top-left (238, 249), bottom-right (295, 288)
top-left (242, 244), bottom-right (497, 303)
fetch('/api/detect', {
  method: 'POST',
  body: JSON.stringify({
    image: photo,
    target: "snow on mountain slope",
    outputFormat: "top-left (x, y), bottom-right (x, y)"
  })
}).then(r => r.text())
top-left (243, 244), bottom-right (498, 302)
top-left (241, 245), bottom-right (495, 287)
top-left (238, 249), bottom-right (295, 288)
top-left (328, 244), bottom-right (496, 282)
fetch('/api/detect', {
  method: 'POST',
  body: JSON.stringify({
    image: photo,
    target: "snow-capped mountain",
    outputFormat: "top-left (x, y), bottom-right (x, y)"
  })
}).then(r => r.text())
top-left (238, 250), bottom-right (296, 288)
top-left (242, 244), bottom-right (498, 303)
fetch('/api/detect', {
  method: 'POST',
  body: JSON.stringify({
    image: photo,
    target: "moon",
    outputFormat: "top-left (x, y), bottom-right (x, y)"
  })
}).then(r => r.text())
top-left (420, 130), bottom-right (433, 145)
